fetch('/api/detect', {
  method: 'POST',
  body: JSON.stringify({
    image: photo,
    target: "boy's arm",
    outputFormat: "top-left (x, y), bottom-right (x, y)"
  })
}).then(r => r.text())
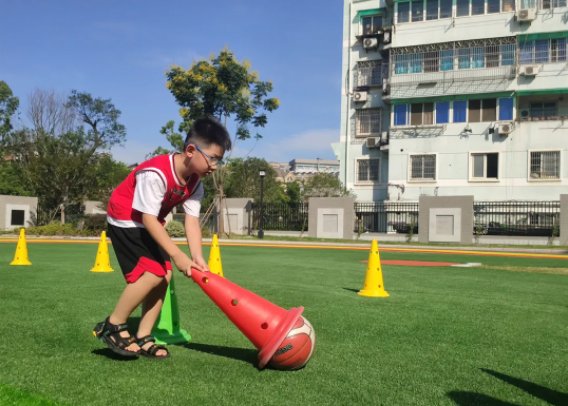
top-left (142, 213), bottom-right (205, 275)
top-left (185, 214), bottom-right (209, 271)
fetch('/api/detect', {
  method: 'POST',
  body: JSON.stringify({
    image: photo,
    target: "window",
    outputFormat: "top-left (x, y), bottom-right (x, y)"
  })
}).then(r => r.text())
top-left (426, 0), bottom-right (439, 20)
top-left (487, 0), bottom-right (500, 13)
top-left (530, 151), bottom-right (560, 180)
top-left (471, 153), bottom-right (499, 180)
top-left (411, 0), bottom-right (424, 22)
top-left (485, 45), bottom-right (499, 68)
top-left (362, 15), bottom-right (383, 36)
top-left (424, 51), bottom-right (439, 72)
top-left (472, 0), bottom-right (485, 14)
top-left (502, 0), bottom-right (515, 11)
top-left (535, 40), bottom-right (549, 63)
top-left (410, 154), bottom-right (436, 181)
top-left (468, 99), bottom-right (496, 122)
top-left (436, 101), bottom-right (450, 124)
top-left (398, 1), bottom-right (410, 23)
top-left (501, 44), bottom-right (515, 65)
top-left (439, 0), bottom-right (452, 18)
top-left (530, 102), bottom-right (557, 118)
top-left (551, 38), bottom-right (567, 62)
top-left (357, 159), bottom-right (380, 182)
top-left (458, 48), bottom-right (472, 69)
top-left (410, 103), bottom-right (434, 125)
top-left (356, 109), bottom-right (381, 137)
top-left (11, 210), bottom-right (25, 226)
top-left (394, 104), bottom-right (408, 126)
top-left (457, 0), bottom-right (470, 16)
top-left (357, 60), bottom-right (382, 87)
top-left (519, 42), bottom-right (534, 64)
top-left (453, 100), bottom-right (467, 123)
top-left (498, 98), bottom-right (514, 121)
top-left (441, 49), bottom-right (454, 71)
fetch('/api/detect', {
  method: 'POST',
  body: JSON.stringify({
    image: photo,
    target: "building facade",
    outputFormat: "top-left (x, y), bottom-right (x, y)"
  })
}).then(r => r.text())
top-left (336, 0), bottom-right (568, 201)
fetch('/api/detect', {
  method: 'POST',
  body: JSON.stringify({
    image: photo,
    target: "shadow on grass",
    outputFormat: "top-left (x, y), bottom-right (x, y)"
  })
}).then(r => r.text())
top-left (481, 368), bottom-right (568, 406)
top-left (342, 287), bottom-right (360, 293)
top-left (447, 369), bottom-right (568, 406)
top-left (447, 391), bottom-right (519, 405)
top-left (182, 342), bottom-right (257, 365)
top-left (91, 348), bottom-right (139, 361)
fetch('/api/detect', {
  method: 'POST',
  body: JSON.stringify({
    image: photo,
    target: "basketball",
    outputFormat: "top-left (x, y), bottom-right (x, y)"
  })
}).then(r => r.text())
top-left (268, 316), bottom-right (316, 370)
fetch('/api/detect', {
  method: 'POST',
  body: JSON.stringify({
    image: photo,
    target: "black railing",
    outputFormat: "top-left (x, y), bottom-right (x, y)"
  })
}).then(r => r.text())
top-left (354, 202), bottom-right (419, 233)
top-left (250, 202), bottom-right (309, 232)
top-left (473, 201), bottom-right (560, 236)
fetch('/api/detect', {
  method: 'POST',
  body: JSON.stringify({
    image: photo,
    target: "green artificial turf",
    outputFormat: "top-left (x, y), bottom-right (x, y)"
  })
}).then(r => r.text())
top-left (0, 242), bottom-right (566, 405)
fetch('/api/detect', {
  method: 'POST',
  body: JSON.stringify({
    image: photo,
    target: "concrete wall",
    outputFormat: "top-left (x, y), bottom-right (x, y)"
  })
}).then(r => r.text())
top-left (83, 200), bottom-right (106, 215)
top-left (308, 197), bottom-right (355, 239)
top-left (561, 194), bottom-right (568, 246)
top-left (223, 198), bottom-right (253, 235)
top-left (0, 195), bottom-right (38, 230)
top-left (418, 195), bottom-right (474, 244)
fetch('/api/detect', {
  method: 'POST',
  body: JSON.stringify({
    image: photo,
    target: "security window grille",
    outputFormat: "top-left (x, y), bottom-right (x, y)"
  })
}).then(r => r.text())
top-left (357, 159), bottom-right (380, 182)
top-left (410, 155), bottom-right (436, 181)
top-left (530, 151), bottom-right (560, 179)
top-left (530, 102), bottom-right (557, 118)
top-left (541, 0), bottom-right (567, 8)
top-left (357, 60), bottom-right (382, 87)
top-left (398, 0), bottom-right (518, 21)
top-left (362, 15), bottom-right (383, 35)
top-left (471, 153), bottom-right (499, 179)
top-left (520, 39), bottom-right (568, 64)
top-left (410, 103), bottom-right (434, 125)
top-left (356, 109), bottom-right (381, 137)
top-left (11, 210), bottom-right (25, 226)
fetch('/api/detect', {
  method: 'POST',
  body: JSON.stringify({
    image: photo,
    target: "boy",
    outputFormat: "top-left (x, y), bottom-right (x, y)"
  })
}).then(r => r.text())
top-left (93, 117), bottom-right (231, 358)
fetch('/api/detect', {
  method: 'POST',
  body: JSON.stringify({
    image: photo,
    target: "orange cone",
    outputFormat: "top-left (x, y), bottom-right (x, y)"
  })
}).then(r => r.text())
top-left (10, 228), bottom-right (32, 266)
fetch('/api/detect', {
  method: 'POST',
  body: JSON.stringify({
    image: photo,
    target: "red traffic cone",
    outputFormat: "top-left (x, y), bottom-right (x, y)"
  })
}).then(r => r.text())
top-left (190, 269), bottom-right (304, 369)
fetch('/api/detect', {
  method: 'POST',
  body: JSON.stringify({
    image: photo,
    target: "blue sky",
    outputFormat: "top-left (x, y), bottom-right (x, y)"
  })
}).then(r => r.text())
top-left (0, 0), bottom-right (343, 165)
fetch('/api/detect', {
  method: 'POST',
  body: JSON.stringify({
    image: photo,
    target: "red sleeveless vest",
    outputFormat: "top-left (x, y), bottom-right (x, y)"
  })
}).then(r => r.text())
top-left (107, 154), bottom-right (200, 227)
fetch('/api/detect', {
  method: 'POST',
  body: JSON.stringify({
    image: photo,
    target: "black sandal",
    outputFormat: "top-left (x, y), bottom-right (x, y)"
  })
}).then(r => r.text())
top-left (93, 317), bottom-right (139, 358)
top-left (136, 335), bottom-right (170, 359)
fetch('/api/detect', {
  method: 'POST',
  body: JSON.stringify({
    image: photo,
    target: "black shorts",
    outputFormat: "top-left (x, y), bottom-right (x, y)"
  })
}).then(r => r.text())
top-left (107, 224), bottom-right (172, 283)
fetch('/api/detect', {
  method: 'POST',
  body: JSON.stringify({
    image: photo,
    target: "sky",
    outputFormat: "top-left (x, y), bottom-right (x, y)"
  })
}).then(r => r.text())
top-left (0, 0), bottom-right (344, 165)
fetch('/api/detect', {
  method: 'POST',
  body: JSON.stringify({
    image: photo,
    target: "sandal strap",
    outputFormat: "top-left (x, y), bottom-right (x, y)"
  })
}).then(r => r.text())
top-left (136, 335), bottom-right (156, 346)
top-left (104, 317), bottom-right (129, 333)
top-left (146, 344), bottom-right (168, 357)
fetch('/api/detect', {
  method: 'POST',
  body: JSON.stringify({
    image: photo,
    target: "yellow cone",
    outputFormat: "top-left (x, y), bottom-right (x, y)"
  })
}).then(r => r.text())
top-left (10, 228), bottom-right (32, 266)
top-left (90, 231), bottom-right (114, 273)
top-left (208, 234), bottom-right (224, 277)
top-left (358, 239), bottom-right (389, 298)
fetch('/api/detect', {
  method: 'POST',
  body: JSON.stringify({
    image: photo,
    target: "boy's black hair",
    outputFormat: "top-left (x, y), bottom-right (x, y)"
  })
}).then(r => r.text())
top-left (184, 117), bottom-right (232, 152)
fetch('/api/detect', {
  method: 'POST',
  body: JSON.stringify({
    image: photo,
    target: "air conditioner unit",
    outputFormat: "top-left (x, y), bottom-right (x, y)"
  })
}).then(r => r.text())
top-left (382, 30), bottom-right (392, 44)
top-left (366, 137), bottom-right (381, 148)
top-left (352, 91), bottom-right (368, 102)
top-left (519, 64), bottom-right (540, 76)
top-left (382, 79), bottom-right (390, 95)
top-left (498, 123), bottom-right (512, 135)
top-left (363, 37), bottom-right (378, 49)
top-left (516, 8), bottom-right (536, 22)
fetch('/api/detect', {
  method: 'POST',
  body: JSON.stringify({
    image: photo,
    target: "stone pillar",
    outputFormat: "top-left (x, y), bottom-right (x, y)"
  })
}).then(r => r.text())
top-left (308, 197), bottom-right (355, 239)
top-left (560, 195), bottom-right (568, 246)
top-left (418, 195), bottom-right (474, 244)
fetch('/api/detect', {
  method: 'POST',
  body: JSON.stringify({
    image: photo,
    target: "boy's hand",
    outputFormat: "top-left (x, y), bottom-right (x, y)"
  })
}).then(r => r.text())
top-left (193, 256), bottom-right (210, 273)
top-left (172, 252), bottom-right (207, 277)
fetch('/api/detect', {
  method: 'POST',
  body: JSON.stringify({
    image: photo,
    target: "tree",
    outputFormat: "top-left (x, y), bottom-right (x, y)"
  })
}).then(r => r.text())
top-left (285, 181), bottom-right (302, 204)
top-left (163, 49), bottom-right (280, 234)
top-left (6, 89), bottom-right (127, 224)
top-left (303, 173), bottom-right (350, 199)
top-left (224, 157), bottom-right (286, 203)
top-left (0, 81), bottom-right (19, 146)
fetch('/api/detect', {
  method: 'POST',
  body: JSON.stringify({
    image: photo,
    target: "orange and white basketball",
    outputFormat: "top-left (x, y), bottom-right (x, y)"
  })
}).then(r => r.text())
top-left (268, 316), bottom-right (316, 370)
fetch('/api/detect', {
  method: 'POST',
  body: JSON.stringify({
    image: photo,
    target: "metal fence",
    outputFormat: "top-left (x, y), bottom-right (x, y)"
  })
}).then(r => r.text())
top-left (354, 202), bottom-right (419, 233)
top-left (473, 201), bottom-right (560, 236)
top-left (251, 202), bottom-right (309, 232)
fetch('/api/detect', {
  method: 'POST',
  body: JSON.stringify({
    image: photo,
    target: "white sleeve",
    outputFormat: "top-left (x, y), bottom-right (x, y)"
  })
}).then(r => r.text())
top-left (132, 171), bottom-right (166, 216)
top-left (182, 181), bottom-right (204, 218)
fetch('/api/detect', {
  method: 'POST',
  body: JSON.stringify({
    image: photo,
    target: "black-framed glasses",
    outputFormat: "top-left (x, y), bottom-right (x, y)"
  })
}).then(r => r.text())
top-left (194, 144), bottom-right (224, 166)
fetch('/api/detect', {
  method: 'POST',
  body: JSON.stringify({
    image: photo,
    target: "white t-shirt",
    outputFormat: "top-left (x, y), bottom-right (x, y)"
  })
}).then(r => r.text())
top-left (132, 170), bottom-right (203, 218)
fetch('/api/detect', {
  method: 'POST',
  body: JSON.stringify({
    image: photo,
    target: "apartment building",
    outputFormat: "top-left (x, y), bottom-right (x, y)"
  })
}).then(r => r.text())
top-left (335, 0), bottom-right (568, 201)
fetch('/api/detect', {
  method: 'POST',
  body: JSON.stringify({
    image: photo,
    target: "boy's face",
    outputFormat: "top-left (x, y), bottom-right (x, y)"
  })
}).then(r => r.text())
top-left (185, 143), bottom-right (225, 176)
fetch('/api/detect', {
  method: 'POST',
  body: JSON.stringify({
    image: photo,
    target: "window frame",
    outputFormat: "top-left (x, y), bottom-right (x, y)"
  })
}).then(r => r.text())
top-left (355, 108), bottom-right (382, 138)
top-left (356, 158), bottom-right (381, 185)
top-left (469, 152), bottom-right (500, 182)
top-left (528, 150), bottom-right (561, 181)
top-left (409, 153), bottom-right (437, 182)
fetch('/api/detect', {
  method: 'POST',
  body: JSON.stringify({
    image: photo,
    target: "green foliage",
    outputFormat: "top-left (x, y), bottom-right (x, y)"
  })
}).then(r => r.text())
top-left (87, 154), bottom-right (131, 204)
top-left (82, 214), bottom-right (107, 234)
top-left (165, 49), bottom-right (279, 140)
top-left (25, 222), bottom-right (79, 236)
top-left (224, 157), bottom-right (286, 203)
top-left (0, 81), bottom-right (19, 144)
top-left (0, 161), bottom-right (32, 196)
top-left (303, 173), bottom-right (350, 199)
top-left (285, 181), bottom-right (302, 204)
top-left (165, 220), bottom-right (185, 238)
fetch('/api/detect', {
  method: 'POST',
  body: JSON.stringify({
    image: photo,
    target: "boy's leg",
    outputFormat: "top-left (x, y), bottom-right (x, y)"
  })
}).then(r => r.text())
top-left (136, 270), bottom-right (172, 357)
top-left (109, 271), bottom-right (168, 351)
